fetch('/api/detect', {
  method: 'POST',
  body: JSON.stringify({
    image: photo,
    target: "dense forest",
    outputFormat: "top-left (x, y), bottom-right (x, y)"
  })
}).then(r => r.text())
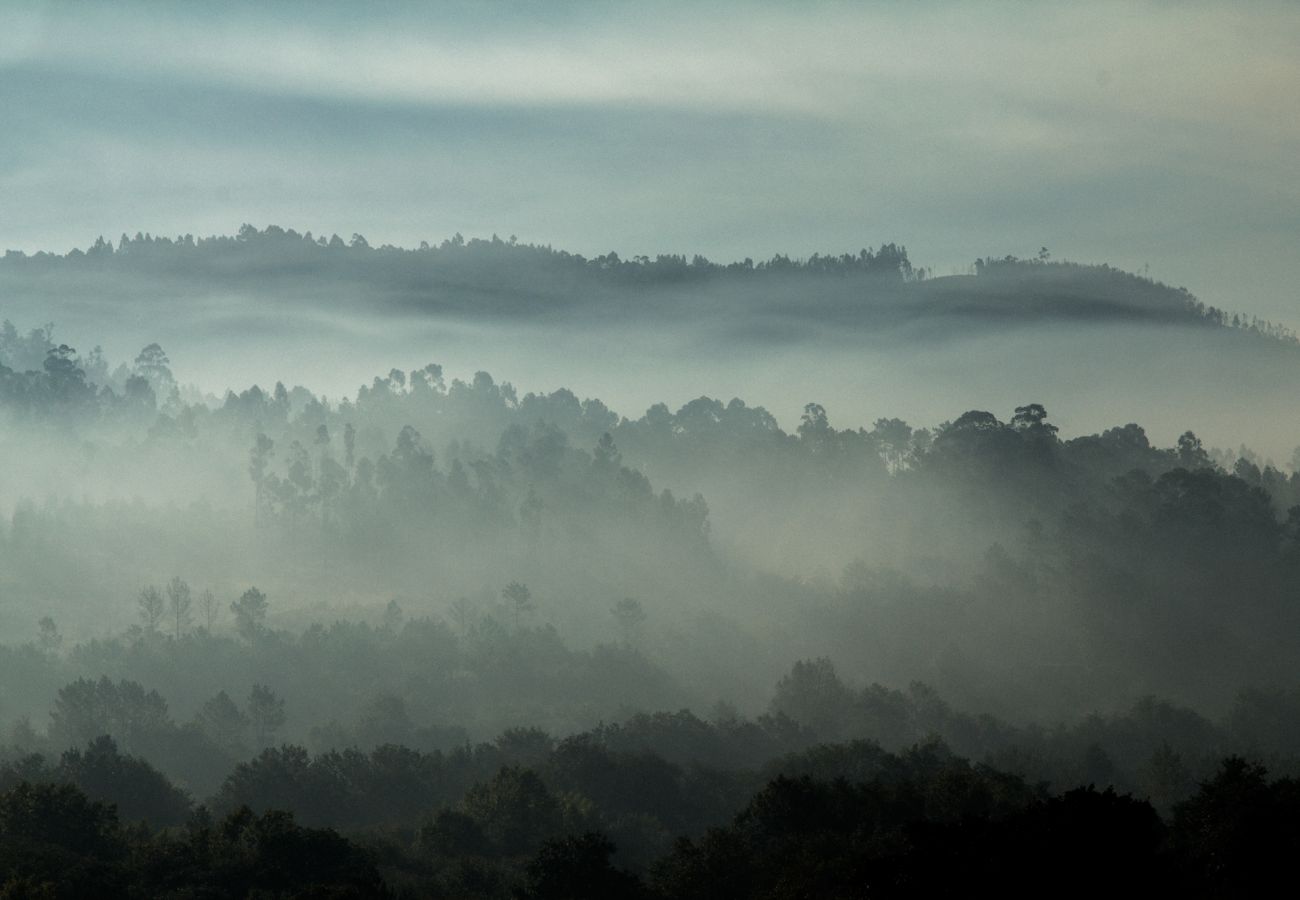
top-left (12, 0), bottom-right (1300, 884)
top-left (5, 278), bottom-right (1300, 893)
top-left (8, 0), bottom-right (1295, 888)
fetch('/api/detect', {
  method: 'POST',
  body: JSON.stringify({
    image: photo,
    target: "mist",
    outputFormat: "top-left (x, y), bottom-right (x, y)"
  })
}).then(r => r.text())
top-left (5, 4), bottom-right (1300, 896)
top-left (4, 235), bottom-right (1298, 462)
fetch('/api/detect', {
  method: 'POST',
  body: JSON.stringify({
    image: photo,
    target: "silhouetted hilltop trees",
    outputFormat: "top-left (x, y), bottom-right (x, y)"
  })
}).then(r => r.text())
top-left (0, 227), bottom-right (923, 329)
top-left (4, 226), bottom-right (1292, 338)
top-left (974, 253), bottom-right (1298, 342)
top-left (3, 224), bottom-right (917, 283)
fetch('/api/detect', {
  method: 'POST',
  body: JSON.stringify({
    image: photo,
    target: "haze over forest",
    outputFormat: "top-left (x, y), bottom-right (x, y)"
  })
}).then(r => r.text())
top-left (3, 2), bottom-right (1300, 897)
top-left (5, 228), bottom-right (1300, 462)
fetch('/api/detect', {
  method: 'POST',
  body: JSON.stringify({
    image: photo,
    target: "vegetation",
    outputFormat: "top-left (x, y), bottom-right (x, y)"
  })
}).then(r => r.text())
top-left (5, 234), bottom-right (1300, 894)
top-left (3, 726), bottom-right (1298, 897)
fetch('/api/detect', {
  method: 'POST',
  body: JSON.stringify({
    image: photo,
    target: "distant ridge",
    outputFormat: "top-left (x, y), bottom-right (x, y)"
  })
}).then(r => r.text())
top-left (1, 225), bottom-right (1293, 344)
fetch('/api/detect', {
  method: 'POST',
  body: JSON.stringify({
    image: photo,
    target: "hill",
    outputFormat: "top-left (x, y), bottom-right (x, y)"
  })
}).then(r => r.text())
top-left (2, 227), bottom-right (1289, 340)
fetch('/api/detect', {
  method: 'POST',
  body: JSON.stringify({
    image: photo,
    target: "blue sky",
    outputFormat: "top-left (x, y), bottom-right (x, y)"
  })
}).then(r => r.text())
top-left (2, 1), bottom-right (1298, 322)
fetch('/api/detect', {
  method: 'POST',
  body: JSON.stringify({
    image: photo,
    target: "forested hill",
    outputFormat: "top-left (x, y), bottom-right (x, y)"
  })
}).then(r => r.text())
top-left (0, 226), bottom-right (1287, 338)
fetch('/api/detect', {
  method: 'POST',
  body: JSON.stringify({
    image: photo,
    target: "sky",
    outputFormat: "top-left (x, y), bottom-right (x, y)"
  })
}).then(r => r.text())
top-left (2, 0), bottom-right (1298, 323)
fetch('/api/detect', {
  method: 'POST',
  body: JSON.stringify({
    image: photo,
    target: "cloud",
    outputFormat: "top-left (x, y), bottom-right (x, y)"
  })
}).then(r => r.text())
top-left (12, 3), bottom-right (1292, 129)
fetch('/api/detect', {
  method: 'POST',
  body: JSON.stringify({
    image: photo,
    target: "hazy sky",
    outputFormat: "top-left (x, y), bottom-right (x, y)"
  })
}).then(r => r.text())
top-left (2, 1), bottom-right (1298, 322)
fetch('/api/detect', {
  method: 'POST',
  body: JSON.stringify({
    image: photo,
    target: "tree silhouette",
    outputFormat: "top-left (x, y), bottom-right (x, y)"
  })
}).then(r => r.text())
top-left (132, 343), bottom-right (177, 407)
top-left (611, 597), bottom-right (646, 644)
top-left (165, 577), bottom-right (192, 639)
top-left (247, 684), bottom-right (287, 747)
top-left (249, 433), bottom-right (274, 525)
top-left (37, 616), bottom-right (62, 653)
top-left (137, 585), bottom-right (164, 633)
top-left (503, 582), bottom-right (533, 629)
top-left (522, 832), bottom-right (643, 900)
top-left (198, 589), bottom-right (220, 631)
top-left (231, 588), bottom-right (269, 642)
top-left (197, 690), bottom-right (250, 756)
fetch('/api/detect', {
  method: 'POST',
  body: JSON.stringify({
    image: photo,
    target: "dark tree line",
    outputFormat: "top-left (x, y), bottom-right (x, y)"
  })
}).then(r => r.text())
top-left (3, 732), bottom-right (1298, 897)
top-left (10, 227), bottom-right (1296, 338)
top-left (1, 225), bottom-right (920, 286)
top-left (973, 254), bottom-right (1299, 342)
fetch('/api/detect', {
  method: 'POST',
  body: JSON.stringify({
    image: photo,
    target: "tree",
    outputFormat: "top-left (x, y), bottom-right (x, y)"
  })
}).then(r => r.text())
top-left (522, 832), bottom-right (643, 900)
top-left (593, 432), bottom-right (621, 473)
top-left (611, 598), bottom-right (646, 644)
top-left (0, 781), bottom-right (121, 859)
top-left (133, 343), bottom-right (177, 407)
top-left (48, 677), bottom-right (172, 752)
top-left (382, 599), bottom-right (404, 632)
top-left (797, 402), bottom-right (830, 444)
top-left (249, 433), bottom-right (274, 525)
top-left (37, 616), bottom-right (62, 653)
top-left (769, 658), bottom-right (857, 740)
top-left (247, 684), bottom-right (287, 747)
top-left (1177, 430), bottom-right (1211, 469)
top-left (284, 440), bottom-right (314, 523)
top-left (870, 417), bottom-right (913, 473)
top-left (206, 805), bottom-right (383, 894)
top-left (503, 582), bottom-right (533, 629)
top-left (462, 766), bottom-right (563, 855)
top-left (1171, 756), bottom-right (1298, 897)
top-left (122, 373), bottom-right (156, 410)
top-left (138, 585), bottom-right (164, 633)
top-left (231, 587), bottom-right (269, 642)
top-left (343, 422), bottom-right (356, 470)
top-left (41, 344), bottom-right (93, 408)
top-left (948, 409), bottom-right (1001, 431)
top-left (197, 691), bottom-right (250, 756)
top-left (356, 694), bottom-right (413, 747)
top-left (450, 597), bottom-right (477, 634)
top-left (419, 808), bottom-right (491, 858)
top-left (1137, 742), bottom-right (1194, 817)
top-left (58, 735), bottom-right (192, 826)
top-left (198, 589), bottom-right (220, 631)
top-left (1011, 403), bottom-right (1057, 434)
top-left (166, 576), bottom-right (192, 639)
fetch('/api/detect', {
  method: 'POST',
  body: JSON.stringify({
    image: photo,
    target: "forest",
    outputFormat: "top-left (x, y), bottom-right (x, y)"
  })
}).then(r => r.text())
top-left (10, 0), bottom-right (1300, 884)
top-left (5, 268), bottom-right (1300, 894)
top-left (7, 0), bottom-right (1298, 889)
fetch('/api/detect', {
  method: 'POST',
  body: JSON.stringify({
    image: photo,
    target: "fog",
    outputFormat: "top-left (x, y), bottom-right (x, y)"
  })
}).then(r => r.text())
top-left (5, 239), bottom-right (1300, 728)
top-left (5, 237), bottom-right (1300, 897)
top-left (4, 237), bottom-right (1297, 464)
top-left (5, 3), bottom-right (1300, 891)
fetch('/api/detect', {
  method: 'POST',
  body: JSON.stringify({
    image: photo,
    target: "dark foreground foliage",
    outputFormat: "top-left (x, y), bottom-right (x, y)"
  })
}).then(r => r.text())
top-left (1, 741), bottom-right (1297, 898)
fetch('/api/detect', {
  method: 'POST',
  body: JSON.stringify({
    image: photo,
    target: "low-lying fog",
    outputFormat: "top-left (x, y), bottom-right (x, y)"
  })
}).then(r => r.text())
top-left (5, 245), bottom-right (1300, 735)
top-left (5, 289), bottom-right (1295, 466)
